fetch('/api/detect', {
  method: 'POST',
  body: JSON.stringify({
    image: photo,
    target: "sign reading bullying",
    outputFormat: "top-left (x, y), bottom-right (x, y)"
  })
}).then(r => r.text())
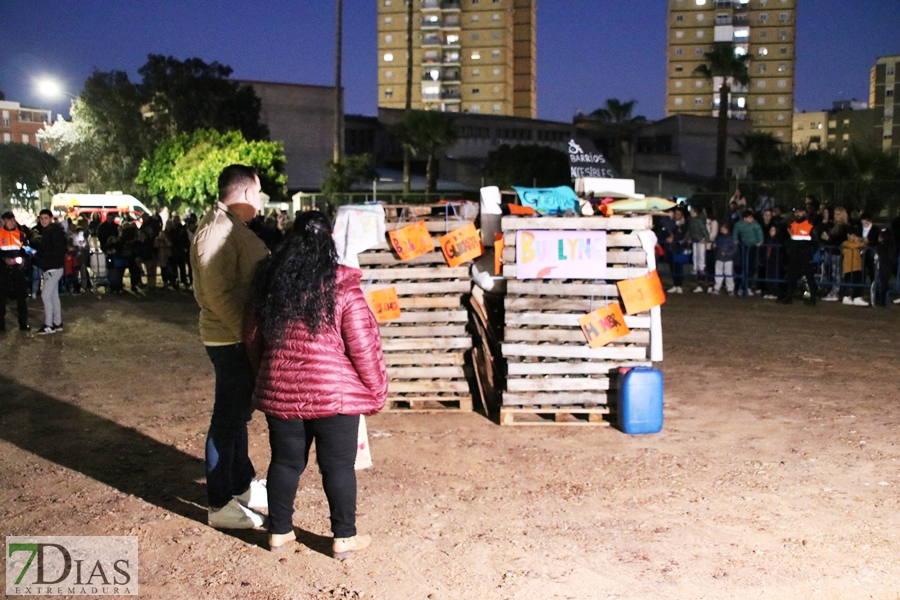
top-left (494, 232), bottom-right (504, 275)
top-left (616, 270), bottom-right (666, 315)
top-left (578, 303), bottom-right (630, 348)
top-left (439, 223), bottom-right (483, 267)
top-left (388, 221), bottom-right (435, 261)
top-left (365, 287), bottom-right (401, 322)
top-left (515, 230), bottom-right (607, 279)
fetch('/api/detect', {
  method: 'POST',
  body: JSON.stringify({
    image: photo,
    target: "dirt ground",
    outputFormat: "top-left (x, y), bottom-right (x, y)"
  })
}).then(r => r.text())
top-left (1, 289), bottom-right (899, 600)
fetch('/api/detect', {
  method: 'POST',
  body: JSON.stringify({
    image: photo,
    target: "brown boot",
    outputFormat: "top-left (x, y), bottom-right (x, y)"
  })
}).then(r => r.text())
top-left (268, 530), bottom-right (296, 553)
top-left (332, 534), bottom-right (371, 560)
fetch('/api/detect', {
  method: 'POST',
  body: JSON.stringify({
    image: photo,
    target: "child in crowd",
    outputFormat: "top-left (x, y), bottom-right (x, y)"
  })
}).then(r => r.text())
top-left (840, 232), bottom-right (867, 306)
top-left (687, 205), bottom-right (709, 293)
top-left (709, 222), bottom-right (736, 295)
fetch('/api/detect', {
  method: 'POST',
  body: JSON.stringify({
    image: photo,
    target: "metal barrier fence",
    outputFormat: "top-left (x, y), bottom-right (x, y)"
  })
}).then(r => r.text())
top-left (661, 243), bottom-right (900, 302)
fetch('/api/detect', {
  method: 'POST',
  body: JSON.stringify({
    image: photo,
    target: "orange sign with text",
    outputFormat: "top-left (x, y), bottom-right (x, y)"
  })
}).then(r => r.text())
top-left (616, 270), bottom-right (666, 315)
top-left (364, 287), bottom-right (401, 322)
top-left (439, 223), bottom-right (483, 268)
top-left (388, 221), bottom-right (435, 261)
top-left (578, 303), bottom-right (631, 348)
top-left (494, 232), bottom-right (504, 275)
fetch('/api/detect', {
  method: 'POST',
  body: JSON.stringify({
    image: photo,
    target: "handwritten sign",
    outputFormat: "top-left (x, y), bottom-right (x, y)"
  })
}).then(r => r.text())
top-left (515, 230), bottom-right (607, 280)
top-left (439, 223), bottom-right (483, 268)
top-left (494, 232), bottom-right (504, 275)
top-left (578, 303), bottom-right (630, 348)
top-left (616, 270), bottom-right (666, 315)
top-left (567, 138), bottom-right (617, 179)
top-left (364, 287), bottom-right (401, 322)
top-left (388, 221), bottom-right (435, 261)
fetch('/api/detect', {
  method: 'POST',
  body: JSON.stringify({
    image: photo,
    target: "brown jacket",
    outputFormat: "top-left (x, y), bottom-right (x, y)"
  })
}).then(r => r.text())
top-left (190, 203), bottom-right (269, 344)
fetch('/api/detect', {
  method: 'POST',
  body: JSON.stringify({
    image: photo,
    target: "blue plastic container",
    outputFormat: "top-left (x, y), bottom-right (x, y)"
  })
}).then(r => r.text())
top-left (617, 367), bottom-right (664, 434)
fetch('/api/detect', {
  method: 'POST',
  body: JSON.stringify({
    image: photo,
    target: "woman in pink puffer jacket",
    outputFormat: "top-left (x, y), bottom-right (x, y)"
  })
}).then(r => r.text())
top-left (244, 210), bottom-right (387, 558)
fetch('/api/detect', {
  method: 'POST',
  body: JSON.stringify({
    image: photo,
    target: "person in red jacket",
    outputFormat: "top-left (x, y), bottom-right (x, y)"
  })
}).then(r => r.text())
top-left (244, 210), bottom-right (387, 557)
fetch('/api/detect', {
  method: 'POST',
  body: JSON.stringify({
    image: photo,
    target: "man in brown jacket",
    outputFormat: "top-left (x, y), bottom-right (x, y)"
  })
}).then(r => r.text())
top-left (191, 164), bottom-right (270, 529)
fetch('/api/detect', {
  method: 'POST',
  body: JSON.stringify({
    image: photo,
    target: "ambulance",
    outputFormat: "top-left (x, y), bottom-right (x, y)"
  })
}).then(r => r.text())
top-left (51, 192), bottom-right (152, 226)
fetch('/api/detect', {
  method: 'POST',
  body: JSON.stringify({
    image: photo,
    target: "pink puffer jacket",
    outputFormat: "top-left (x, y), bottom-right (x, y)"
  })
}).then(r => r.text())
top-left (244, 266), bottom-right (387, 419)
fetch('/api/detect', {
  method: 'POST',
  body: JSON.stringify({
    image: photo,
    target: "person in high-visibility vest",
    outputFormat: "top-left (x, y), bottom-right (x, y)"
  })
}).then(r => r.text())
top-left (777, 205), bottom-right (819, 305)
top-left (0, 211), bottom-right (32, 332)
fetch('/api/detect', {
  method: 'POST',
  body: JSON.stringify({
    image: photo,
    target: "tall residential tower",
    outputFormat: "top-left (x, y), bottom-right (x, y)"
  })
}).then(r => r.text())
top-left (377, 0), bottom-right (536, 118)
top-left (666, 0), bottom-right (796, 142)
top-left (870, 54), bottom-right (900, 162)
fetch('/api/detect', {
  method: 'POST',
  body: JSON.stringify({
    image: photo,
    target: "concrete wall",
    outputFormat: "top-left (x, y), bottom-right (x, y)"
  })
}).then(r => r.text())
top-left (241, 81), bottom-right (337, 192)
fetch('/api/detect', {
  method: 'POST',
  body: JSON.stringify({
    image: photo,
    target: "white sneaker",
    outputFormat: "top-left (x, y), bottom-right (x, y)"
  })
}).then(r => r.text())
top-left (894, 297), bottom-right (900, 305)
top-left (822, 294), bottom-right (839, 302)
top-left (852, 297), bottom-right (869, 306)
top-left (208, 498), bottom-right (266, 529)
top-left (763, 294), bottom-right (776, 300)
top-left (666, 286), bottom-right (678, 293)
top-left (693, 286), bottom-right (704, 293)
top-left (234, 479), bottom-right (268, 510)
top-left (708, 289), bottom-right (719, 295)
top-left (841, 296), bottom-right (853, 305)
top-left (675, 286), bottom-right (683, 294)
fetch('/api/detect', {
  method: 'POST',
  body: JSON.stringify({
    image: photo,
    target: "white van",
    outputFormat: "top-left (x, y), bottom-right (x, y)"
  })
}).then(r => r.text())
top-left (51, 192), bottom-right (152, 226)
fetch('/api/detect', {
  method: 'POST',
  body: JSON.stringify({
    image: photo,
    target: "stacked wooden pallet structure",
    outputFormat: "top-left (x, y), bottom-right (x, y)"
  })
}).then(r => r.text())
top-left (494, 215), bottom-right (655, 425)
top-left (358, 203), bottom-right (478, 412)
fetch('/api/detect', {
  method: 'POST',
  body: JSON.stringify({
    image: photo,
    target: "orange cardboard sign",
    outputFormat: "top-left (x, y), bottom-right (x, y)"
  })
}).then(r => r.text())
top-left (616, 270), bottom-right (666, 315)
top-left (388, 221), bottom-right (435, 261)
top-left (364, 287), bottom-right (401, 322)
top-left (578, 303), bottom-right (631, 348)
top-left (494, 232), bottom-right (504, 275)
top-left (439, 223), bottom-right (483, 268)
top-left (507, 203), bottom-right (539, 216)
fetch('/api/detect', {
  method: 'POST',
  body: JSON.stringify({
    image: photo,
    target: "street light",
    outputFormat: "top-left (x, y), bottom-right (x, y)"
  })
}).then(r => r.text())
top-left (34, 77), bottom-right (77, 101)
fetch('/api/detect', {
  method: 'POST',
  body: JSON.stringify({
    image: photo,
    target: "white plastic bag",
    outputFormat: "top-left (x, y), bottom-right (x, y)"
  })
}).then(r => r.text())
top-left (354, 415), bottom-right (372, 470)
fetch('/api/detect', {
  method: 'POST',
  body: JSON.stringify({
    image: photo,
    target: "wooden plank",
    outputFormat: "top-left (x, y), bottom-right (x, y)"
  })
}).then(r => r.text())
top-left (388, 366), bottom-right (466, 379)
top-left (382, 337), bottom-right (472, 351)
top-left (500, 215), bottom-right (652, 231)
top-left (502, 343), bottom-right (647, 360)
top-left (388, 380), bottom-right (471, 393)
top-left (503, 301), bottom-right (653, 327)
top-left (361, 266), bottom-right (470, 280)
top-left (398, 296), bottom-right (462, 309)
top-left (503, 329), bottom-right (650, 344)
top-left (503, 232), bottom-right (640, 249)
top-left (507, 360), bottom-right (651, 376)
top-left (383, 353), bottom-right (466, 366)
top-left (501, 392), bottom-right (610, 406)
top-left (358, 252), bottom-right (447, 266)
top-left (368, 281), bottom-right (471, 296)
top-left (503, 265), bottom-right (648, 280)
top-left (387, 310), bottom-right (468, 323)
top-left (500, 406), bottom-right (610, 426)
top-left (505, 377), bottom-right (609, 392)
top-left (379, 324), bottom-right (468, 338)
top-left (506, 281), bottom-right (619, 297)
top-left (500, 246), bottom-right (646, 265)
top-left (386, 397), bottom-right (473, 412)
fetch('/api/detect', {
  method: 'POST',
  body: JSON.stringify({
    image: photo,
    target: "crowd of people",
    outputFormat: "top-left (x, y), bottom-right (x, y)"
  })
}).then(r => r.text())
top-left (656, 190), bottom-right (900, 307)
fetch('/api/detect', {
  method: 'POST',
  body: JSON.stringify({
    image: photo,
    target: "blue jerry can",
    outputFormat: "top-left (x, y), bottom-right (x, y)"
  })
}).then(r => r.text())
top-left (617, 367), bottom-right (663, 434)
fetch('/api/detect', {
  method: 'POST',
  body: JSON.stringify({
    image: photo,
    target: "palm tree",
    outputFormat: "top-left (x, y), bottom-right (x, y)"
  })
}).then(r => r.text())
top-left (694, 42), bottom-right (750, 189)
top-left (734, 131), bottom-right (791, 182)
top-left (589, 99), bottom-right (646, 177)
top-left (333, 0), bottom-right (343, 164)
top-left (402, 0), bottom-right (414, 195)
top-left (393, 110), bottom-right (458, 194)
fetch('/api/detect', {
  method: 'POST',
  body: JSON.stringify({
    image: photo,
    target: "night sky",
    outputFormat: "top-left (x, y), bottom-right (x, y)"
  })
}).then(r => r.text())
top-left (0, 0), bottom-right (897, 123)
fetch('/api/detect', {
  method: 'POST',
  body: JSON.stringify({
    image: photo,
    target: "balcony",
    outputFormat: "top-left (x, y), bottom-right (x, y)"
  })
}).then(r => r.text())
top-left (422, 0), bottom-right (441, 11)
top-left (421, 16), bottom-right (441, 30)
top-left (441, 0), bottom-right (461, 10)
top-left (422, 35), bottom-right (442, 47)
top-left (442, 34), bottom-right (461, 48)
top-left (442, 52), bottom-right (461, 65)
top-left (441, 90), bottom-right (461, 100)
top-left (440, 17), bottom-right (461, 29)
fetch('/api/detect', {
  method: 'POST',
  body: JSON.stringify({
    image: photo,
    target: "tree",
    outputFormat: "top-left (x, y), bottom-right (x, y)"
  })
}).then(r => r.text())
top-left (588, 99), bottom-right (646, 177)
top-left (392, 110), bottom-right (459, 194)
top-left (0, 143), bottom-right (58, 204)
top-left (694, 43), bottom-right (750, 188)
top-left (484, 144), bottom-right (570, 189)
top-left (734, 131), bottom-right (791, 182)
top-left (402, 0), bottom-right (414, 194)
top-left (333, 0), bottom-right (344, 164)
top-left (136, 129), bottom-right (286, 213)
top-left (321, 154), bottom-right (376, 195)
top-left (138, 54), bottom-right (268, 141)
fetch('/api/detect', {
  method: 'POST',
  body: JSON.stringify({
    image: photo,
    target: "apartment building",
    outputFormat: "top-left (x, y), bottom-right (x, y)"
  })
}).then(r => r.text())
top-left (666, 0), bottom-right (796, 142)
top-left (0, 100), bottom-right (52, 149)
top-left (870, 54), bottom-right (900, 161)
top-left (377, 0), bottom-right (536, 118)
top-left (793, 101), bottom-right (878, 155)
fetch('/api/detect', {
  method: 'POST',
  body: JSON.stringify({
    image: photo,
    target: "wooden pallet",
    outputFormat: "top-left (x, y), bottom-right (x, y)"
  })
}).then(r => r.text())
top-left (497, 215), bottom-right (655, 424)
top-left (360, 203), bottom-right (479, 412)
top-left (499, 406), bottom-right (611, 426)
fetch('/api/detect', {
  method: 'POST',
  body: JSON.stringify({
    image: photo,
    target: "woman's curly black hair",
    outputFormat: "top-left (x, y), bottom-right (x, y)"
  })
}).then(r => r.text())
top-left (250, 210), bottom-right (338, 342)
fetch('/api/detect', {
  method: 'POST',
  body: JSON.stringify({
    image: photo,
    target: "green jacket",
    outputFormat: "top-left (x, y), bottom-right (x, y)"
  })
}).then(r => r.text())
top-left (733, 219), bottom-right (764, 246)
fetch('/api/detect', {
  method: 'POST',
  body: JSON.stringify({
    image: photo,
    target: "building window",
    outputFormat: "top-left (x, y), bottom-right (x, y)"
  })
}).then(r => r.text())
top-left (492, 103), bottom-right (501, 112)
top-left (472, 69), bottom-right (480, 76)
top-left (760, 30), bottom-right (768, 38)
top-left (779, 12), bottom-right (788, 21)
top-left (472, 88), bottom-right (480, 94)
top-left (757, 80), bottom-right (767, 88)
top-left (695, 0), bottom-right (706, 5)
top-left (675, 48), bottom-right (683, 55)
top-left (2, 133), bottom-right (10, 143)
top-left (385, 71), bottom-right (393, 78)
top-left (734, 28), bottom-right (749, 38)
top-left (777, 79), bottom-right (786, 88)
top-left (492, 68), bottom-right (500, 75)
top-left (886, 89), bottom-right (894, 98)
top-left (758, 47), bottom-right (768, 56)
top-left (674, 98), bottom-right (684, 105)
top-left (759, 13), bottom-right (767, 22)
top-left (471, 15), bottom-right (479, 21)
top-left (492, 13), bottom-right (500, 20)
top-left (777, 63), bottom-right (786, 72)
top-left (886, 65), bottom-right (895, 76)
top-left (758, 64), bottom-right (766, 73)
top-left (472, 51), bottom-right (481, 59)
top-left (384, 52), bottom-right (394, 62)
top-left (676, 30), bottom-right (684, 39)
top-left (384, 89), bottom-right (393, 98)
top-left (384, 0), bottom-right (391, 5)
top-left (385, 34), bottom-right (392, 43)
top-left (778, 97), bottom-right (786, 104)
top-left (694, 98), bottom-right (704, 105)
top-left (676, 14), bottom-right (684, 21)
top-left (492, 85), bottom-right (500, 93)
top-left (757, 97), bottom-right (765, 105)
top-left (696, 30), bottom-right (704, 38)
top-left (492, 50), bottom-right (500, 57)
top-left (695, 80), bottom-right (703, 88)
top-left (675, 66), bottom-right (684, 72)
top-left (675, 81), bottom-right (683, 88)
top-left (779, 29), bottom-right (788, 40)
top-left (384, 16), bottom-right (392, 24)
top-left (22, 134), bottom-right (29, 144)
top-left (492, 32), bottom-right (501, 40)
top-left (695, 48), bottom-right (704, 55)
top-left (471, 104), bottom-right (481, 112)
top-left (780, 46), bottom-right (787, 54)
top-left (777, 114), bottom-right (785, 121)
top-left (697, 13), bottom-right (704, 21)
top-left (472, 33), bottom-right (480, 40)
